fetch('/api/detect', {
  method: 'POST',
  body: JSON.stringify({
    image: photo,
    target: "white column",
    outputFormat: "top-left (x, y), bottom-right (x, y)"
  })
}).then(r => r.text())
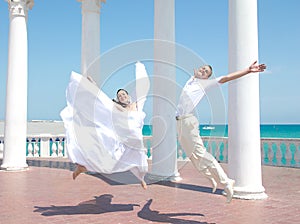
top-left (228, 0), bottom-right (267, 199)
top-left (1, 0), bottom-right (34, 171)
top-left (78, 0), bottom-right (105, 85)
top-left (150, 0), bottom-right (180, 181)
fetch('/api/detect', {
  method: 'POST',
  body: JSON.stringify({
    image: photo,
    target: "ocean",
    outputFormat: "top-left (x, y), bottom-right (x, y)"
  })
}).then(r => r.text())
top-left (142, 124), bottom-right (300, 138)
top-left (1, 121), bottom-right (300, 139)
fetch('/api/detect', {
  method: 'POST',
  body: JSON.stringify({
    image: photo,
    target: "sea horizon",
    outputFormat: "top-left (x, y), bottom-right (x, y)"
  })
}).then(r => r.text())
top-left (142, 124), bottom-right (300, 139)
top-left (1, 120), bottom-right (300, 138)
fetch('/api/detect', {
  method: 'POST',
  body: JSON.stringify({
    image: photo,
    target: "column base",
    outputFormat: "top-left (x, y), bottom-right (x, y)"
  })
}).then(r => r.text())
top-left (146, 171), bottom-right (182, 183)
top-left (1, 164), bottom-right (29, 171)
top-left (226, 186), bottom-right (268, 200)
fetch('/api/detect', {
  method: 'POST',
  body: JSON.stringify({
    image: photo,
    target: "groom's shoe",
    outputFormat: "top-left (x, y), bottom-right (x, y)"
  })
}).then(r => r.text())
top-left (141, 180), bottom-right (147, 190)
top-left (210, 178), bottom-right (217, 193)
top-left (224, 179), bottom-right (235, 203)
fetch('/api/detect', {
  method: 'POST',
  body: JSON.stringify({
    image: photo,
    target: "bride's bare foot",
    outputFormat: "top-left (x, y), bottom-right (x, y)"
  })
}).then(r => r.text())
top-left (141, 180), bottom-right (147, 190)
top-left (72, 164), bottom-right (87, 180)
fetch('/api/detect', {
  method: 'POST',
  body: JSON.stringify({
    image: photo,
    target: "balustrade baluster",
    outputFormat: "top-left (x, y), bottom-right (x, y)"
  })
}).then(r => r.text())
top-left (272, 142), bottom-right (279, 165)
top-left (27, 138), bottom-right (34, 157)
top-left (225, 141), bottom-right (228, 162)
top-left (177, 148), bottom-right (183, 160)
top-left (289, 141), bottom-right (297, 166)
top-left (267, 140), bottom-right (273, 165)
top-left (51, 138), bottom-right (58, 157)
top-left (0, 139), bottom-right (3, 158)
top-left (219, 139), bottom-right (225, 162)
top-left (57, 137), bottom-right (64, 157)
top-left (261, 140), bottom-right (270, 165)
top-left (279, 142), bottom-right (287, 166)
top-left (210, 140), bottom-right (215, 158)
top-left (216, 140), bottom-right (221, 162)
top-left (283, 141), bottom-right (291, 166)
top-left (33, 138), bottom-right (40, 157)
top-left (143, 136), bottom-right (152, 159)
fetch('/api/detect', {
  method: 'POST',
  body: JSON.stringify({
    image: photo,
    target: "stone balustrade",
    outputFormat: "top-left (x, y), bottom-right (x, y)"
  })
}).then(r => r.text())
top-left (260, 138), bottom-right (300, 167)
top-left (0, 135), bottom-right (299, 168)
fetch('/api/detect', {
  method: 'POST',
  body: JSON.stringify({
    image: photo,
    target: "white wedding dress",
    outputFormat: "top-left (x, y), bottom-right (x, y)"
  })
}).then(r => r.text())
top-left (60, 62), bottom-right (150, 181)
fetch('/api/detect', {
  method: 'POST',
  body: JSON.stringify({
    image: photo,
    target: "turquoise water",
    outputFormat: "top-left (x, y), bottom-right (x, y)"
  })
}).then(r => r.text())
top-left (142, 124), bottom-right (300, 138)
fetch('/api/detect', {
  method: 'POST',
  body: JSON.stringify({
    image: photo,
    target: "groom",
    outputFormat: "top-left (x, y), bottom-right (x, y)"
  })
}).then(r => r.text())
top-left (176, 61), bottom-right (266, 203)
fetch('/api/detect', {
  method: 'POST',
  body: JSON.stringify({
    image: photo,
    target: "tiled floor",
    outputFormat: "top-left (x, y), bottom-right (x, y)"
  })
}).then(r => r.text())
top-left (0, 158), bottom-right (299, 224)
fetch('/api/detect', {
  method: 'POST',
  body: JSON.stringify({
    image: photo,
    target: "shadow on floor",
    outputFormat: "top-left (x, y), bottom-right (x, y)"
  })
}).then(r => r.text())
top-left (154, 180), bottom-right (223, 195)
top-left (34, 194), bottom-right (139, 216)
top-left (138, 199), bottom-right (214, 224)
top-left (89, 171), bottom-right (223, 196)
top-left (34, 195), bottom-right (213, 224)
top-left (88, 170), bottom-right (141, 185)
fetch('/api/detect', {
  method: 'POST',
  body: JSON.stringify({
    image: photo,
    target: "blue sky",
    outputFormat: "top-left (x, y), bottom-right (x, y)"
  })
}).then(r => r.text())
top-left (0, 0), bottom-right (299, 124)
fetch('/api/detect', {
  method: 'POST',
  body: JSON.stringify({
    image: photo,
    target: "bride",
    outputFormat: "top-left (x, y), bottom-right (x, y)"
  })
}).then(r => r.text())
top-left (60, 61), bottom-right (150, 189)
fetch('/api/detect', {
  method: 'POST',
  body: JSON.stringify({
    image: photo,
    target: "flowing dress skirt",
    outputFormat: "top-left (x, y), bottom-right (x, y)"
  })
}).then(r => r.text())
top-left (60, 71), bottom-right (148, 181)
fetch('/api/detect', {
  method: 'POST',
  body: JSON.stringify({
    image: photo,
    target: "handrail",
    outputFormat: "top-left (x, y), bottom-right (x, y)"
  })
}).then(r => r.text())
top-left (0, 135), bottom-right (299, 168)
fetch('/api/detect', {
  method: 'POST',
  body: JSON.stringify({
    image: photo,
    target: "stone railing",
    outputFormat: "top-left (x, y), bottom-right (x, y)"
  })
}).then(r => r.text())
top-left (260, 138), bottom-right (300, 167)
top-left (0, 134), bottom-right (66, 158)
top-left (0, 135), bottom-right (299, 168)
top-left (26, 134), bottom-right (66, 157)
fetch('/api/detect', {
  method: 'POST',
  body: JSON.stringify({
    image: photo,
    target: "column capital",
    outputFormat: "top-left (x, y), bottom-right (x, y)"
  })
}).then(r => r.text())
top-left (7, 0), bottom-right (34, 17)
top-left (77, 0), bottom-right (106, 13)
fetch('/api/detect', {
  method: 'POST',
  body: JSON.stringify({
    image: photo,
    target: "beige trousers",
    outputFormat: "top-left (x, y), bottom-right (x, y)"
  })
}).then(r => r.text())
top-left (176, 114), bottom-right (229, 186)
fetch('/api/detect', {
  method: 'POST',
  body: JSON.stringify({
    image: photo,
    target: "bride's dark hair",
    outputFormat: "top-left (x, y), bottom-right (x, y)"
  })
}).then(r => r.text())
top-left (116, 89), bottom-right (128, 95)
top-left (112, 89), bottom-right (130, 108)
